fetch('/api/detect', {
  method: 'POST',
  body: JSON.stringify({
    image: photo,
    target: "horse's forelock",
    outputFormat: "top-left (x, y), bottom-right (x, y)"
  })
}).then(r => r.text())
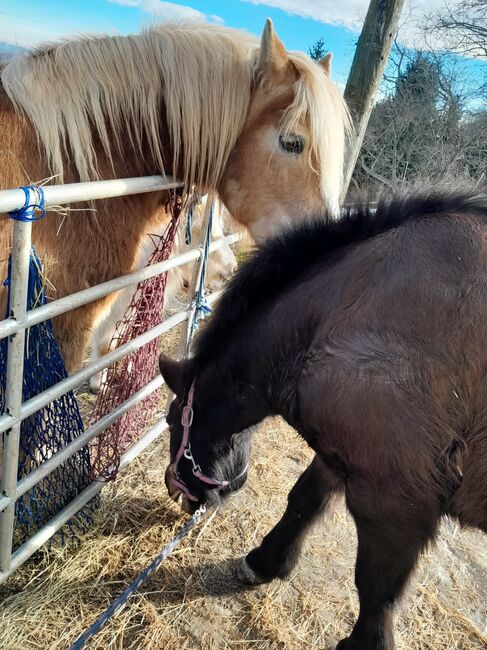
top-left (282, 53), bottom-right (352, 214)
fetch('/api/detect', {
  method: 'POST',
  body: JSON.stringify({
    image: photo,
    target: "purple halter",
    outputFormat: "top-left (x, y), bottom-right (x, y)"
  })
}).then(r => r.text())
top-left (167, 380), bottom-right (247, 503)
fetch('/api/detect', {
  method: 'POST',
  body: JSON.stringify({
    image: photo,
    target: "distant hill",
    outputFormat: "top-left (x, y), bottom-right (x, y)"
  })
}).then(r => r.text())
top-left (0, 42), bottom-right (28, 62)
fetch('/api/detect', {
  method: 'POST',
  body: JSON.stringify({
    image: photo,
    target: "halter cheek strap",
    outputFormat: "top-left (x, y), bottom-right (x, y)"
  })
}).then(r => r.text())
top-left (169, 379), bottom-right (247, 503)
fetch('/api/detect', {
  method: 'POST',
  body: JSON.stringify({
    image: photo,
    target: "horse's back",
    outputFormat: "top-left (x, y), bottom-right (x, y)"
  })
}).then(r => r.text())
top-left (297, 213), bottom-right (487, 506)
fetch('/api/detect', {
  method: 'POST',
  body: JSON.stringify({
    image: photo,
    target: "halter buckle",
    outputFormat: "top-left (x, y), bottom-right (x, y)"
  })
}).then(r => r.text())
top-left (181, 405), bottom-right (194, 427)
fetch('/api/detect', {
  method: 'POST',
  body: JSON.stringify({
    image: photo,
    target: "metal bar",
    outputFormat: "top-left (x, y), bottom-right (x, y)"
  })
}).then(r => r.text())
top-left (184, 197), bottom-right (215, 355)
top-left (0, 307), bottom-right (190, 437)
top-left (0, 219), bottom-right (32, 572)
top-left (0, 416), bottom-right (169, 584)
top-left (0, 375), bottom-right (165, 514)
top-left (0, 286), bottom-right (224, 437)
top-left (0, 176), bottom-right (182, 214)
top-left (0, 233), bottom-right (241, 341)
top-left (0, 172), bottom-right (240, 578)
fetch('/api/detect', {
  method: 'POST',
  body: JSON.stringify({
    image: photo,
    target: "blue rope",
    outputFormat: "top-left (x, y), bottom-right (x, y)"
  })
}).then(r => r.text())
top-left (69, 508), bottom-right (205, 650)
top-left (185, 199), bottom-right (194, 245)
top-left (8, 185), bottom-right (46, 222)
top-left (189, 202), bottom-right (213, 339)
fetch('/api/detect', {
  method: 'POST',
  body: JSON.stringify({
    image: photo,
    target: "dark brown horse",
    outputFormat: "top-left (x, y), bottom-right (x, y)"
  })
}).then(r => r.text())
top-left (159, 193), bottom-right (487, 650)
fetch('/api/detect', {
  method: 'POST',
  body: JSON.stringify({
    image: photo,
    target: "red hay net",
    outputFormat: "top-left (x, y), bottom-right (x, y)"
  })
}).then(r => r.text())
top-left (89, 196), bottom-right (182, 480)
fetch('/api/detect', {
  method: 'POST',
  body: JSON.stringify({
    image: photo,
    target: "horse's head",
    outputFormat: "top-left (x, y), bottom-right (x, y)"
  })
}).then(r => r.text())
top-left (159, 354), bottom-right (262, 514)
top-left (219, 19), bottom-right (350, 242)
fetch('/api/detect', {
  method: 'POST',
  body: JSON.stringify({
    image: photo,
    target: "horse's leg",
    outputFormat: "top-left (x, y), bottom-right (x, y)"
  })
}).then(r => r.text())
top-left (337, 484), bottom-right (441, 650)
top-left (450, 434), bottom-right (487, 533)
top-left (88, 288), bottom-right (131, 393)
top-left (88, 329), bottom-right (112, 394)
top-left (238, 454), bottom-right (343, 584)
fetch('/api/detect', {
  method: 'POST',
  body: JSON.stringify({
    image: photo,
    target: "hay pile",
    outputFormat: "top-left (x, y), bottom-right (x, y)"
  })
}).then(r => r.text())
top-left (0, 323), bottom-right (486, 649)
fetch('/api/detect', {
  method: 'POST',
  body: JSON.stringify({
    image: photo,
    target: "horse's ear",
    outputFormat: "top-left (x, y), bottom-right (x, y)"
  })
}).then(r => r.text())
top-left (318, 53), bottom-right (333, 78)
top-left (159, 354), bottom-right (193, 397)
top-left (257, 18), bottom-right (289, 79)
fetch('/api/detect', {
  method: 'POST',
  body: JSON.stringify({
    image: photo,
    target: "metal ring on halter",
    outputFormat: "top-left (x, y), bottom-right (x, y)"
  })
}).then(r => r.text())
top-left (181, 405), bottom-right (194, 427)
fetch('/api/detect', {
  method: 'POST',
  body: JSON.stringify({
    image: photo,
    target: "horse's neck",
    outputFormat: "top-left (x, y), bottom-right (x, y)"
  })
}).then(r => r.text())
top-left (0, 82), bottom-right (174, 285)
top-left (0, 87), bottom-right (49, 282)
top-left (207, 305), bottom-right (307, 427)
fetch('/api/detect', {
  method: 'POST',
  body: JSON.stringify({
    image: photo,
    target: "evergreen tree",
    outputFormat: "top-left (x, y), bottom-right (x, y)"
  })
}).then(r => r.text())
top-left (308, 38), bottom-right (327, 61)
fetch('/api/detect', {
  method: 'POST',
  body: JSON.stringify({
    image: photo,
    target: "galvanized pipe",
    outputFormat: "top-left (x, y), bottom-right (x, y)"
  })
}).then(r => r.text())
top-left (0, 233), bottom-right (240, 341)
top-left (0, 174), bottom-right (233, 580)
top-left (0, 415), bottom-right (170, 584)
top-left (0, 219), bottom-right (32, 572)
top-left (0, 176), bottom-right (182, 214)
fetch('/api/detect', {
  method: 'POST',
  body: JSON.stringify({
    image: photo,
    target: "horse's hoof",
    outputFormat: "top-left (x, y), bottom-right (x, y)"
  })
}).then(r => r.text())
top-left (234, 556), bottom-right (266, 585)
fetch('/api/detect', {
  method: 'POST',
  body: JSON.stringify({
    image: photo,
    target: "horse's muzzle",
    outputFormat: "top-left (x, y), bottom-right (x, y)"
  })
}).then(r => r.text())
top-left (164, 465), bottom-right (197, 514)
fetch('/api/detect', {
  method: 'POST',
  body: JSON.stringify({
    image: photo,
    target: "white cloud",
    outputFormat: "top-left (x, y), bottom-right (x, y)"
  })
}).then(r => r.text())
top-left (0, 11), bottom-right (65, 48)
top-left (242, 0), bottom-right (468, 48)
top-left (109, 1), bottom-right (225, 25)
top-left (109, 0), bottom-right (206, 22)
top-left (243, 0), bottom-right (365, 31)
top-left (210, 15), bottom-right (226, 25)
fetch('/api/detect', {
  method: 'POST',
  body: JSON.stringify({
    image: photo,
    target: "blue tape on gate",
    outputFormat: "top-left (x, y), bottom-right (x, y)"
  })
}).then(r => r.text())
top-left (8, 185), bottom-right (46, 222)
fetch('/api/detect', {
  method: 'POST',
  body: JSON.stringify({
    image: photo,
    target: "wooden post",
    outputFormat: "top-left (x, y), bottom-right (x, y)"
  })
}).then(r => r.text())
top-left (343, 0), bottom-right (406, 198)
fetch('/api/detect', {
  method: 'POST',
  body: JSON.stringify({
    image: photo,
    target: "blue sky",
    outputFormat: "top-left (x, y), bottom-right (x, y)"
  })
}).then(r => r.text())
top-left (0, 0), bottom-right (485, 89)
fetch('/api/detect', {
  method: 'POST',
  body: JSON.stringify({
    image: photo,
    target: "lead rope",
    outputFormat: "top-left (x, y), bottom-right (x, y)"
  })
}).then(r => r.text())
top-left (69, 505), bottom-right (206, 650)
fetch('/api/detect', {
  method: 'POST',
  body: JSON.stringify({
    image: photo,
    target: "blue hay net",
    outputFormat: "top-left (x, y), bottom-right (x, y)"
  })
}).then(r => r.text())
top-left (0, 247), bottom-right (94, 549)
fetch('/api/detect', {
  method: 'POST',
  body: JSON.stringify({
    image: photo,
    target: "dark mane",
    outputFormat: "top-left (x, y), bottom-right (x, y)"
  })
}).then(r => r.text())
top-left (194, 192), bottom-right (487, 364)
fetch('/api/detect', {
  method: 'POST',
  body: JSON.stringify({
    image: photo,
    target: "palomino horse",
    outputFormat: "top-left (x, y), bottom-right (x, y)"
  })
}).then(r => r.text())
top-left (89, 196), bottom-right (237, 393)
top-left (0, 20), bottom-right (349, 373)
top-left (159, 193), bottom-right (487, 650)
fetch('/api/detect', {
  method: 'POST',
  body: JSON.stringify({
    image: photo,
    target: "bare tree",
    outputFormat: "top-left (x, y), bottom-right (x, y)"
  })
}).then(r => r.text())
top-left (430, 0), bottom-right (487, 58)
top-left (351, 45), bottom-right (487, 195)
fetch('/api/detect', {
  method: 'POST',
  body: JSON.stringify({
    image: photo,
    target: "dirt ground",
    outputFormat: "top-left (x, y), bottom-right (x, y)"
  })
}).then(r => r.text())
top-left (0, 314), bottom-right (486, 650)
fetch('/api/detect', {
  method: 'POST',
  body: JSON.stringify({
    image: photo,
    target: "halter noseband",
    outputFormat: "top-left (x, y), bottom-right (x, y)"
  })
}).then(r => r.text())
top-left (168, 380), bottom-right (247, 503)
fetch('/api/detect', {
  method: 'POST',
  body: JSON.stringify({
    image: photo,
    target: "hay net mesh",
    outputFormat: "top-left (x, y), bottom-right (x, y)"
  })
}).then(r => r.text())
top-left (89, 197), bottom-right (182, 480)
top-left (0, 248), bottom-right (93, 550)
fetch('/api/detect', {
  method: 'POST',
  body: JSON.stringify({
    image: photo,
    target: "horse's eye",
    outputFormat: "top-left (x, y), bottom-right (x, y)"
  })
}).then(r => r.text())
top-left (279, 134), bottom-right (305, 155)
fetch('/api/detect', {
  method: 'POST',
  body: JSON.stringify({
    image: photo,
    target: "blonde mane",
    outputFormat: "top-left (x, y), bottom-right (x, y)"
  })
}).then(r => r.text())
top-left (2, 23), bottom-right (349, 202)
top-left (283, 52), bottom-right (351, 212)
